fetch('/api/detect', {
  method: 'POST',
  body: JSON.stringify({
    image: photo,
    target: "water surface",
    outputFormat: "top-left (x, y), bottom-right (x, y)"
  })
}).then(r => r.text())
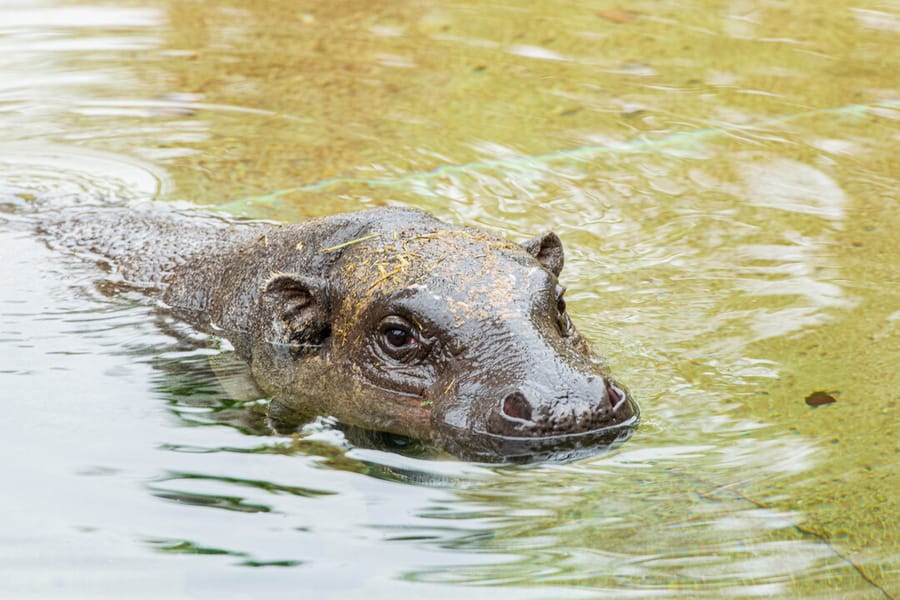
top-left (0, 0), bottom-right (897, 597)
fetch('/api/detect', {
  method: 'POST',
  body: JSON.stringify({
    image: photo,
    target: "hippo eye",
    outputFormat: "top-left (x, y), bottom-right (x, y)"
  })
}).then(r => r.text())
top-left (555, 284), bottom-right (573, 336)
top-left (377, 316), bottom-right (424, 362)
top-left (384, 327), bottom-right (415, 348)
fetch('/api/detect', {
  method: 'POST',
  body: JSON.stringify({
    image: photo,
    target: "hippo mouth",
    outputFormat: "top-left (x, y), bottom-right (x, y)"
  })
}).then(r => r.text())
top-left (437, 391), bottom-right (640, 464)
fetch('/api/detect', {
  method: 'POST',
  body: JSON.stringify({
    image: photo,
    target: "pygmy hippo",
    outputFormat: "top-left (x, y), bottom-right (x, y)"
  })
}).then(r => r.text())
top-left (39, 204), bottom-right (638, 461)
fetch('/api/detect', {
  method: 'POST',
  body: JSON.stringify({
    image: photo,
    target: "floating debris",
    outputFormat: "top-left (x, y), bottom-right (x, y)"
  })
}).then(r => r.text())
top-left (596, 9), bottom-right (640, 24)
top-left (805, 391), bottom-right (838, 407)
top-left (318, 233), bottom-right (380, 253)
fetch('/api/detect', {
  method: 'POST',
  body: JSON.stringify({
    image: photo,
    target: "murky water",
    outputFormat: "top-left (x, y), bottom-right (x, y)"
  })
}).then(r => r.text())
top-left (1, 0), bottom-right (897, 597)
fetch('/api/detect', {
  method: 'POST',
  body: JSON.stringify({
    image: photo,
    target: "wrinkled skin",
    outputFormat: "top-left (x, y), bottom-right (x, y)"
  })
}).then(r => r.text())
top-left (39, 205), bottom-right (638, 462)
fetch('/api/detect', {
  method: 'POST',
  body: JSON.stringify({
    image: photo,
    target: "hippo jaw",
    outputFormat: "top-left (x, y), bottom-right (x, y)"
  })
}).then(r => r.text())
top-left (434, 399), bottom-right (639, 463)
top-left (424, 327), bottom-right (639, 462)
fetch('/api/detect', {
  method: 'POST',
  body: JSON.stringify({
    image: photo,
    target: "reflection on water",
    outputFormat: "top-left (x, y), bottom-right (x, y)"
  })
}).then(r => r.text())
top-left (0, 0), bottom-right (897, 597)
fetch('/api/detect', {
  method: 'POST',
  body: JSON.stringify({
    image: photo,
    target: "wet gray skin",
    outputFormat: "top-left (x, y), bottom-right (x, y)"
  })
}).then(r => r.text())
top-left (38, 205), bottom-right (638, 462)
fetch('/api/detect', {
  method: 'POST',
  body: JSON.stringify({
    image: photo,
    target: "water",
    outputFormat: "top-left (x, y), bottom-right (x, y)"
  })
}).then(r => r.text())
top-left (0, 0), bottom-right (897, 597)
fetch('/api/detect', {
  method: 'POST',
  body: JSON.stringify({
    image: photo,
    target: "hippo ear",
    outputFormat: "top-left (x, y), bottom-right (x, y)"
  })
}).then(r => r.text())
top-left (522, 231), bottom-right (565, 277)
top-left (260, 273), bottom-right (332, 350)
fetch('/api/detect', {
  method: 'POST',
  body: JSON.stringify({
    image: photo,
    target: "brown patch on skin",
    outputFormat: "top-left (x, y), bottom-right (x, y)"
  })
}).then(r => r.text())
top-left (334, 226), bottom-right (526, 348)
top-left (262, 350), bottom-right (435, 441)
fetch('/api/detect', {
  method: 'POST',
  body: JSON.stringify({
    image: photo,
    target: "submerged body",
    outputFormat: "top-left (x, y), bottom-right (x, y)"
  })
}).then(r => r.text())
top-left (39, 204), bottom-right (638, 461)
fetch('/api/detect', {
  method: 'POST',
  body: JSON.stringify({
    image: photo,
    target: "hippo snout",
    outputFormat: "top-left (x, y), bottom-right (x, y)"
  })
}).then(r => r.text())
top-left (486, 376), bottom-right (635, 438)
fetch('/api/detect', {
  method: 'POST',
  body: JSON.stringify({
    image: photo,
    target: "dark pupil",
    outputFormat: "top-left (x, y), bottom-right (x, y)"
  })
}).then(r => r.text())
top-left (384, 328), bottom-right (412, 348)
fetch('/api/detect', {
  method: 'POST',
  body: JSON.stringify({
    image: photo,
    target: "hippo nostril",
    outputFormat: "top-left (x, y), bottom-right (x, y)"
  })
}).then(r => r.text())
top-left (501, 392), bottom-right (533, 422)
top-left (606, 380), bottom-right (624, 409)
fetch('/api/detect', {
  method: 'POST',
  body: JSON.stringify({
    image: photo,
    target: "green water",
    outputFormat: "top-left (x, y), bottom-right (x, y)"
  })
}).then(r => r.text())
top-left (0, 0), bottom-right (896, 597)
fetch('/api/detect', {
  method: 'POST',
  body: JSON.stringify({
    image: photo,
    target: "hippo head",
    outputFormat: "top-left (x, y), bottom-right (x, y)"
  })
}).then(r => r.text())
top-left (251, 220), bottom-right (638, 462)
